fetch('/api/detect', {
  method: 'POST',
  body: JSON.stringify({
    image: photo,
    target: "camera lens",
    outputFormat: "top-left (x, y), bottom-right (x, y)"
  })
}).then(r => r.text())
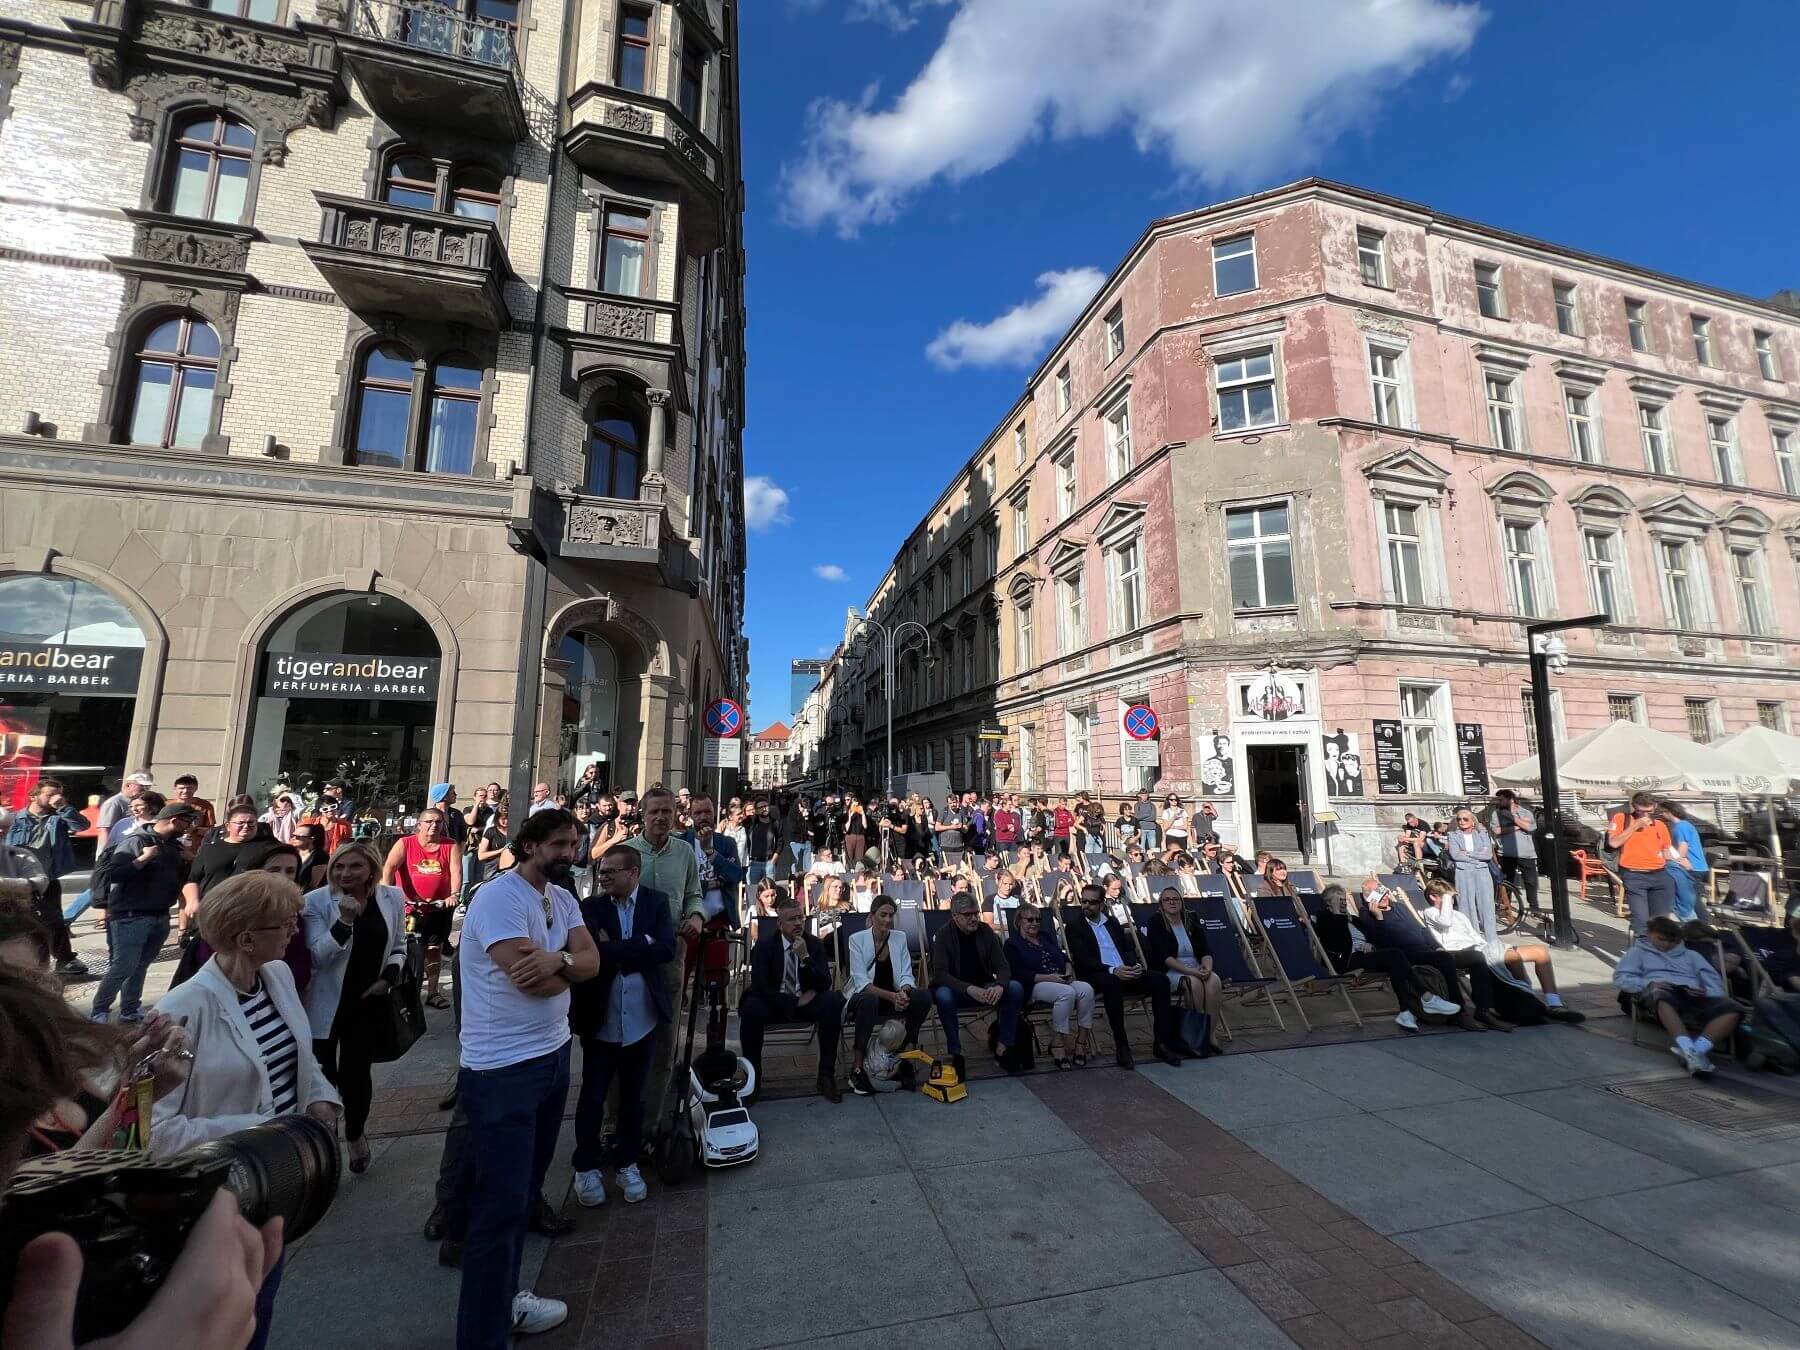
top-left (186, 1115), bottom-right (341, 1242)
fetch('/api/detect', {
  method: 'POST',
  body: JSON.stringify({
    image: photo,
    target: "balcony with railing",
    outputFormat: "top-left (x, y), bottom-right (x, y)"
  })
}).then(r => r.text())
top-left (333, 0), bottom-right (533, 141)
top-left (565, 85), bottom-right (726, 252)
top-left (301, 192), bottom-right (510, 328)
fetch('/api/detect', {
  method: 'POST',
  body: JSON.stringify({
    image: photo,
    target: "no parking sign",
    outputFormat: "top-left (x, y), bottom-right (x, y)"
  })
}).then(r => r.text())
top-left (703, 698), bottom-right (743, 738)
top-left (1123, 704), bottom-right (1159, 740)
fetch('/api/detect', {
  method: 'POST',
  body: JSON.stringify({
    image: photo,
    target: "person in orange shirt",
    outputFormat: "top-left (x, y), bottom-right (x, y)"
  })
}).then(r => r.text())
top-left (1608, 790), bottom-right (1676, 936)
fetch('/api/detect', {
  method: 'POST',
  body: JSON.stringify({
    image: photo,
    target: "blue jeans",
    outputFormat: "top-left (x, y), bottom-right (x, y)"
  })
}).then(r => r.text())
top-left (747, 860), bottom-right (773, 887)
top-left (789, 841), bottom-right (813, 874)
top-left (456, 1042), bottom-right (572, 1350)
top-left (1667, 864), bottom-right (1701, 922)
top-left (91, 913), bottom-right (170, 1021)
top-left (1621, 868), bottom-right (1674, 935)
top-left (932, 981), bottom-right (1024, 1056)
top-left (245, 1253), bottom-right (285, 1350)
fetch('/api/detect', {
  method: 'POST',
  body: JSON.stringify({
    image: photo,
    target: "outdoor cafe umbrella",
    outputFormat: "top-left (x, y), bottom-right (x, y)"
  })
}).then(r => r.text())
top-left (1711, 725), bottom-right (1800, 794)
top-left (1491, 717), bottom-right (1763, 796)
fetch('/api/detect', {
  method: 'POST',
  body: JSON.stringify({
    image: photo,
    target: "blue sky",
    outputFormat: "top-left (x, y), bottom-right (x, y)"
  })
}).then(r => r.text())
top-left (735, 0), bottom-right (1800, 729)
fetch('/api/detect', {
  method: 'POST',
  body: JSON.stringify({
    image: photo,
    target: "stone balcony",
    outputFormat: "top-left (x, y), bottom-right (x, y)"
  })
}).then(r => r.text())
top-left (550, 488), bottom-right (694, 592)
top-left (564, 85), bottom-right (726, 252)
top-left (302, 193), bottom-right (510, 328)
top-left (326, 0), bottom-right (533, 141)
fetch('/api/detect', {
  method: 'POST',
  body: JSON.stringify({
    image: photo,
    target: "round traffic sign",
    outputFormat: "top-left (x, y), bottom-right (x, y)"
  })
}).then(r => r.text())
top-left (704, 698), bottom-right (743, 738)
top-left (1123, 704), bottom-right (1159, 740)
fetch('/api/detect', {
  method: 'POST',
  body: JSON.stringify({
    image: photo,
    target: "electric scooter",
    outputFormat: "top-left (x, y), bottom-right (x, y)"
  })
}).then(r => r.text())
top-left (656, 926), bottom-right (758, 1183)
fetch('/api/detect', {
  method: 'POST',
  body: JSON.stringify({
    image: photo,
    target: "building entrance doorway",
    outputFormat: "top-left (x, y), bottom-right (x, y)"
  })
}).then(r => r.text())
top-left (1246, 744), bottom-right (1309, 860)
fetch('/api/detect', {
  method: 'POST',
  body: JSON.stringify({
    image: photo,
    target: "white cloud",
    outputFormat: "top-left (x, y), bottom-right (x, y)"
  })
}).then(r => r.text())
top-left (744, 476), bottom-right (793, 530)
top-left (781, 0), bottom-right (1484, 234)
top-left (926, 267), bottom-right (1105, 370)
top-left (813, 564), bottom-right (849, 582)
top-left (847, 0), bottom-right (953, 30)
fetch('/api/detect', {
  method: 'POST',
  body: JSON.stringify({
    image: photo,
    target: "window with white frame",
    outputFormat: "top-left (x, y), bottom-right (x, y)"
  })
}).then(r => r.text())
top-left (1014, 600), bottom-right (1034, 671)
top-left (1691, 314), bottom-right (1715, 365)
top-left (1055, 365), bottom-right (1071, 415)
top-left (1776, 428), bottom-right (1798, 495)
top-left (1103, 399), bottom-right (1132, 480)
top-left (1639, 401), bottom-right (1674, 473)
top-left (1658, 537), bottom-right (1705, 630)
top-left (1608, 693), bottom-right (1644, 723)
top-left (1225, 502), bottom-right (1295, 609)
top-left (1475, 262), bottom-right (1504, 319)
top-left (1215, 348), bottom-right (1279, 432)
top-left (1485, 372), bottom-right (1522, 450)
top-left (1104, 305), bottom-right (1124, 363)
top-left (1065, 706), bottom-right (1096, 789)
top-left (1731, 544), bottom-right (1771, 636)
top-left (1368, 341), bottom-right (1410, 428)
top-left (1502, 519), bottom-right (1550, 618)
top-left (1382, 501), bottom-right (1428, 604)
top-left (1583, 527), bottom-right (1626, 619)
top-left (1356, 227), bottom-right (1387, 286)
top-left (1056, 564), bottom-right (1086, 654)
top-left (1684, 697), bottom-right (1719, 744)
top-left (1625, 299), bottom-right (1650, 352)
top-left (1554, 281), bottom-right (1581, 336)
top-left (1053, 446), bottom-right (1076, 517)
top-left (1755, 329), bottom-right (1781, 381)
top-left (1212, 233), bottom-right (1257, 296)
top-left (1707, 415), bottom-right (1741, 485)
top-left (1013, 421), bottom-right (1027, 466)
top-left (1758, 701), bottom-right (1787, 732)
top-left (1107, 534), bottom-right (1146, 633)
top-left (1012, 496), bottom-right (1031, 554)
top-left (1564, 387), bottom-right (1602, 462)
top-left (1018, 723), bottom-right (1037, 791)
top-left (1399, 682), bottom-right (1447, 795)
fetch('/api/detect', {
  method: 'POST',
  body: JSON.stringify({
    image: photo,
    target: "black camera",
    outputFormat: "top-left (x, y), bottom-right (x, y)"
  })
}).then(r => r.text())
top-left (0, 1116), bottom-right (340, 1342)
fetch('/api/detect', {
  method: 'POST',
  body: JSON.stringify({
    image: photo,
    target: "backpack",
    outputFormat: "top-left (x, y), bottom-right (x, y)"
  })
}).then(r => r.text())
top-left (1740, 996), bottom-right (1800, 1074)
top-left (0, 843), bottom-right (48, 903)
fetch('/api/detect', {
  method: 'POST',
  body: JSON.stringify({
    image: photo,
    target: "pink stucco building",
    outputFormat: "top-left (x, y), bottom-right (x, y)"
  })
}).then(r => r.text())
top-left (821, 179), bottom-right (1800, 872)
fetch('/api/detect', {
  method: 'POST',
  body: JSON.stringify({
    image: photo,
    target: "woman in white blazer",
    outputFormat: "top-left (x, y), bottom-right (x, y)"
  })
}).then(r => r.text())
top-left (154, 870), bottom-right (340, 1350)
top-left (844, 896), bottom-right (932, 1094)
top-left (303, 840), bottom-right (408, 1174)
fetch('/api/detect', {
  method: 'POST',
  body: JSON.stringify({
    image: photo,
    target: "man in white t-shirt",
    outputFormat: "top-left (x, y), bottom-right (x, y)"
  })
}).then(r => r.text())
top-left (455, 808), bottom-right (599, 1350)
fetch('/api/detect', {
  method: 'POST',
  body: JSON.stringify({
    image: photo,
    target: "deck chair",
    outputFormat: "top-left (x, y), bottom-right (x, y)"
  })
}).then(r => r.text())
top-left (1288, 869), bottom-right (1322, 898)
top-left (1056, 902), bottom-right (1161, 1052)
top-left (933, 877), bottom-right (962, 908)
top-left (833, 910), bottom-right (869, 985)
top-left (1731, 925), bottom-right (1796, 1001)
top-left (918, 909), bottom-right (1002, 1055)
top-left (1251, 895), bottom-right (1363, 1031)
top-left (1298, 891), bottom-right (1328, 925)
top-left (1188, 896), bottom-right (1283, 1033)
top-left (1718, 869), bottom-right (1774, 914)
top-left (1627, 936), bottom-right (1737, 1058)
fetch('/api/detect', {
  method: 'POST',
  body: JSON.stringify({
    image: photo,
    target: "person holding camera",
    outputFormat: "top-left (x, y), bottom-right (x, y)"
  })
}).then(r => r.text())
top-left (89, 802), bottom-right (198, 1025)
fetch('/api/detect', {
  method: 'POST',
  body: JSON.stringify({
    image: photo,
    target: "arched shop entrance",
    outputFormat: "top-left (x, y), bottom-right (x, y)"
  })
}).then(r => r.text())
top-left (0, 572), bottom-right (146, 815)
top-left (558, 630), bottom-right (620, 793)
top-left (244, 592), bottom-right (442, 822)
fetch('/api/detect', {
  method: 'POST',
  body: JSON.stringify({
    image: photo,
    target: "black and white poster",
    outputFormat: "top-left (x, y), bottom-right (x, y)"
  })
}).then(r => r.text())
top-left (1320, 729), bottom-right (1365, 797)
top-left (1372, 719), bottom-right (1408, 795)
top-left (1198, 730), bottom-right (1234, 796)
top-left (1456, 723), bottom-right (1489, 797)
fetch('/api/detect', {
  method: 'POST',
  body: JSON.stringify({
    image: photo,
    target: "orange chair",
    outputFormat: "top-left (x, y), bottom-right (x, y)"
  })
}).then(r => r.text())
top-left (1570, 850), bottom-right (1626, 917)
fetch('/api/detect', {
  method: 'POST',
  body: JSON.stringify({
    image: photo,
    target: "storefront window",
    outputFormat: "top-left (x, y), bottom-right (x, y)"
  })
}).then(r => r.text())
top-left (557, 630), bottom-right (618, 793)
top-left (0, 573), bottom-right (145, 815)
top-left (245, 593), bottom-right (440, 824)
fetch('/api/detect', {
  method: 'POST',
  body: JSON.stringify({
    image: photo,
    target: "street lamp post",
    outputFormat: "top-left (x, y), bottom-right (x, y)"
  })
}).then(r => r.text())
top-left (1527, 613), bottom-right (1609, 948)
top-left (846, 615), bottom-right (933, 865)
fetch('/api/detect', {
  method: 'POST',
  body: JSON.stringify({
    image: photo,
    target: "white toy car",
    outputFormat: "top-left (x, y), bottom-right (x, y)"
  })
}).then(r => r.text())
top-left (700, 1106), bottom-right (759, 1167)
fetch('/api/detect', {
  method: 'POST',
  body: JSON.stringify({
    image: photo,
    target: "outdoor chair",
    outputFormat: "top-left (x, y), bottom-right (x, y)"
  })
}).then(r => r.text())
top-left (1569, 849), bottom-right (1625, 915)
top-left (918, 909), bottom-right (1002, 1057)
top-left (1187, 896), bottom-right (1284, 1035)
top-left (1251, 895), bottom-right (1362, 1032)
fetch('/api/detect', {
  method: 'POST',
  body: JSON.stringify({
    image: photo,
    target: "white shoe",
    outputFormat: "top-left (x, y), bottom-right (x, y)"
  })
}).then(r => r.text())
top-left (1394, 1010), bottom-right (1421, 1033)
top-left (574, 1168), bottom-right (606, 1207)
top-left (511, 1292), bottom-right (568, 1335)
top-left (1420, 994), bottom-right (1461, 1016)
top-left (617, 1163), bottom-right (647, 1204)
top-left (1671, 1043), bottom-right (1706, 1075)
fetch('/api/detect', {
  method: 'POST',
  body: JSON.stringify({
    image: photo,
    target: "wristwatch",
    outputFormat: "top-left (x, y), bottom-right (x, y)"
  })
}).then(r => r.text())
top-left (560, 951), bottom-right (574, 974)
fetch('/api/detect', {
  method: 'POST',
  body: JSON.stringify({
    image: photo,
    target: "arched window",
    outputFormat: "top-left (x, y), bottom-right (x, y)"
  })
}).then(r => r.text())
top-left (451, 168), bottom-right (502, 221)
top-left (383, 154), bottom-right (440, 210)
top-left (163, 112), bottom-right (254, 223)
top-left (425, 356), bottom-right (482, 474)
top-left (127, 315), bottom-right (219, 449)
top-left (585, 406), bottom-right (642, 499)
top-left (350, 344), bottom-right (417, 469)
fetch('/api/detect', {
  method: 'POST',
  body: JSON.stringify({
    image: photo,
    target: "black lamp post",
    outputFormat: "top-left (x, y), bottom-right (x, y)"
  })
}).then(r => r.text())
top-left (1527, 613), bottom-right (1609, 947)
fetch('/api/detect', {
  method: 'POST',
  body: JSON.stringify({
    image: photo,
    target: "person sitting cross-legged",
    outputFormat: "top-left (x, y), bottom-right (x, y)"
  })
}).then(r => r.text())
top-left (1420, 879), bottom-right (1585, 1024)
top-left (740, 895), bottom-right (845, 1102)
top-left (1313, 885), bottom-right (1460, 1033)
top-left (845, 895), bottom-right (932, 1095)
top-left (928, 892), bottom-right (1026, 1080)
top-left (1614, 914), bottom-right (1741, 1076)
top-left (1065, 883), bottom-right (1179, 1068)
top-left (1358, 878), bottom-right (1512, 1032)
top-left (1002, 904), bottom-right (1096, 1069)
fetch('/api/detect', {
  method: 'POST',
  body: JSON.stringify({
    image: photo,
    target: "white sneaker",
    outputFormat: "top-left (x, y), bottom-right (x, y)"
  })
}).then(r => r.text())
top-left (511, 1292), bottom-right (568, 1335)
top-left (1671, 1042), bottom-right (1706, 1075)
top-left (617, 1163), bottom-right (647, 1204)
top-left (1420, 994), bottom-right (1461, 1016)
top-left (1394, 1010), bottom-right (1421, 1032)
top-left (574, 1168), bottom-right (606, 1207)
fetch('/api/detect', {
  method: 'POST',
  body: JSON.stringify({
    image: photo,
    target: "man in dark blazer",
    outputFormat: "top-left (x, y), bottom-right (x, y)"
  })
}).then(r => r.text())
top-left (680, 792), bottom-right (743, 928)
top-left (928, 892), bottom-right (1025, 1080)
top-left (569, 843), bottom-right (675, 1206)
top-left (741, 893), bottom-right (844, 1101)
top-left (1065, 882), bottom-right (1179, 1068)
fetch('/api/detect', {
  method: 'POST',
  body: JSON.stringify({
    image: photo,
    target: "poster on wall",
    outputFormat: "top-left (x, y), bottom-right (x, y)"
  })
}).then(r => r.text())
top-left (1371, 719), bottom-right (1408, 795)
top-left (1320, 729), bottom-right (1365, 797)
top-left (1456, 723), bottom-right (1490, 798)
top-left (1198, 730), bottom-right (1234, 796)
top-left (0, 705), bottom-right (50, 812)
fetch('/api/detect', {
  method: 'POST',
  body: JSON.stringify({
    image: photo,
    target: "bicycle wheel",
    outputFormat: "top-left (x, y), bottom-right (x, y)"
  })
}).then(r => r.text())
top-left (1495, 883), bottom-right (1521, 935)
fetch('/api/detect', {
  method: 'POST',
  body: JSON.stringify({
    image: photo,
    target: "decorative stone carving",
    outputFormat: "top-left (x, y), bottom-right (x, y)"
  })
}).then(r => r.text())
top-left (1749, 641), bottom-right (1778, 656)
top-left (590, 301), bottom-right (652, 341)
top-left (88, 47), bottom-right (124, 89)
top-left (139, 14), bottom-right (309, 71)
top-left (604, 102), bottom-right (654, 135)
top-left (120, 71), bottom-right (326, 167)
top-left (668, 124), bottom-right (703, 169)
top-left (0, 40), bottom-right (20, 128)
top-left (345, 220), bottom-right (372, 249)
top-left (409, 230), bottom-right (437, 260)
top-left (1595, 628), bottom-right (1639, 647)
top-left (441, 235), bottom-right (467, 265)
top-left (1678, 638), bottom-right (1709, 657)
top-left (1115, 636), bottom-right (1145, 656)
top-left (1355, 309), bottom-right (1408, 336)
top-left (134, 224), bottom-right (251, 273)
top-left (377, 224), bottom-right (403, 254)
top-left (568, 505), bottom-right (649, 548)
top-left (1396, 610), bottom-right (1440, 631)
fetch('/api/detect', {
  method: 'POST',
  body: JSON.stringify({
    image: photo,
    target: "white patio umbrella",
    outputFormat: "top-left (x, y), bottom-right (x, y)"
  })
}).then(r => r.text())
top-left (1491, 718), bottom-right (1763, 796)
top-left (1711, 725), bottom-right (1800, 794)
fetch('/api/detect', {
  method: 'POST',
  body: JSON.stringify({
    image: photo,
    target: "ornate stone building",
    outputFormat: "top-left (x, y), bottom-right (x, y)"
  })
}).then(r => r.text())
top-left (0, 0), bottom-right (746, 813)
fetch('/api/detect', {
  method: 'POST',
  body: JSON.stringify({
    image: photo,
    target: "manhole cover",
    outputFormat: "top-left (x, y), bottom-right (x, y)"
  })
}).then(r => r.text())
top-left (1605, 1075), bottom-right (1800, 1138)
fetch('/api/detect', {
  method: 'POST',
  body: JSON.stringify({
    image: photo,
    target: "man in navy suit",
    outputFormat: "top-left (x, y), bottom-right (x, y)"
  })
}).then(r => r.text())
top-left (569, 843), bottom-right (675, 1207)
top-left (741, 892), bottom-right (844, 1102)
top-left (681, 792), bottom-right (743, 928)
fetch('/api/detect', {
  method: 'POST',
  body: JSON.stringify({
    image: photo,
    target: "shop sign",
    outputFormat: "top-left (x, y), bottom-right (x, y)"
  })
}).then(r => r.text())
top-left (1456, 724), bottom-right (1489, 797)
top-left (265, 653), bottom-right (440, 700)
top-left (0, 643), bottom-right (142, 693)
top-left (1372, 719), bottom-right (1408, 795)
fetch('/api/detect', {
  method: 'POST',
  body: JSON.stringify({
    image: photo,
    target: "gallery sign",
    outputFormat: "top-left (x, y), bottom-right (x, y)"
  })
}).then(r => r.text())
top-left (0, 643), bottom-right (142, 694)
top-left (264, 653), bottom-right (440, 700)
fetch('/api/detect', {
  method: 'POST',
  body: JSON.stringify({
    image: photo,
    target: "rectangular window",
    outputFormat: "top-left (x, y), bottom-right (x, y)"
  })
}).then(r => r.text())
top-left (1014, 604), bottom-right (1034, 671)
top-left (1012, 498), bottom-right (1030, 554)
top-left (1707, 415), bottom-right (1740, 485)
top-left (1732, 546), bottom-right (1770, 636)
top-left (1226, 502), bottom-right (1296, 610)
top-left (1382, 501), bottom-right (1425, 605)
top-left (1659, 538), bottom-right (1700, 630)
top-left (1685, 698), bottom-right (1718, 744)
top-left (1485, 372), bottom-right (1521, 450)
top-left (1056, 569), bottom-right (1086, 654)
top-left (983, 525), bottom-right (998, 578)
top-left (1583, 528), bottom-right (1623, 619)
top-left (1053, 448), bottom-right (1076, 517)
top-left (1104, 305), bottom-right (1125, 363)
top-left (678, 42), bottom-right (705, 123)
top-left (1475, 262), bottom-right (1504, 319)
top-left (599, 205), bottom-right (650, 295)
top-left (1108, 535), bottom-right (1145, 633)
top-left (1554, 281), bottom-right (1580, 336)
top-left (1520, 688), bottom-right (1563, 755)
top-left (1564, 387), bottom-right (1601, 462)
top-left (1758, 701), bottom-right (1786, 732)
top-left (1776, 430), bottom-right (1798, 495)
top-left (1013, 421), bottom-right (1027, 466)
top-left (1215, 348), bottom-right (1279, 432)
top-left (1691, 314), bottom-right (1714, 365)
top-left (1399, 683), bottom-right (1445, 795)
top-left (1755, 329), bottom-right (1781, 380)
top-left (1625, 299), bottom-right (1650, 352)
top-left (1639, 402), bottom-right (1673, 474)
top-left (614, 3), bottom-right (652, 91)
top-left (1356, 227), bottom-right (1387, 286)
top-left (1212, 233), bottom-right (1257, 296)
top-left (1503, 520), bottom-right (1546, 618)
top-left (978, 456), bottom-right (995, 497)
top-left (1104, 401), bottom-right (1132, 479)
top-left (1065, 707), bottom-right (1094, 790)
top-left (1055, 366), bottom-right (1071, 415)
top-left (1019, 723), bottom-right (1036, 791)
top-left (1368, 341), bottom-right (1408, 428)
top-left (1608, 693), bottom-right (1644, 724)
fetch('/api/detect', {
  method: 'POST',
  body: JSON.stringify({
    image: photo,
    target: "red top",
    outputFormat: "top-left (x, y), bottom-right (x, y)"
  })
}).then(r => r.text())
top-left (399, 835), bottom-right (455, 906)
top-left (1052, 808), bottom-right (1073, 838)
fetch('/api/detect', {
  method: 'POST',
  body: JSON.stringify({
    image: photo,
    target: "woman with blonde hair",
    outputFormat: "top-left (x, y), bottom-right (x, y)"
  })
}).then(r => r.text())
top-left (303, 841), bottom-right (409, 1175)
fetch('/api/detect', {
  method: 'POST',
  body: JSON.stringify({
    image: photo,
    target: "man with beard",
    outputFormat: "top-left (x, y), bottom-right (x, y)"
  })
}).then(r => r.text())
top-left (455, 808), bottom-right (599, 1348)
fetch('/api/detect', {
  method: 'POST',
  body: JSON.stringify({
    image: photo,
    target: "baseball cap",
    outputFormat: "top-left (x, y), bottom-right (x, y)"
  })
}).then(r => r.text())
top-left (125, 772), bottom-right (156, 788)
top-left (154, 802), bottom-right (199, 821)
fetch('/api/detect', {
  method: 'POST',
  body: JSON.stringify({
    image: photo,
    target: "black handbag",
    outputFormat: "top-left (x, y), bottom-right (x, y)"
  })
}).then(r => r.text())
top-left (367, 935), bottom-right (427, 1063)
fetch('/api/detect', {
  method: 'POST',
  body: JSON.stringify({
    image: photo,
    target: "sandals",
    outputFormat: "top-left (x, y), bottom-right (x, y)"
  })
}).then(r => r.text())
top-left (425, 991), bottom-right (450, 1010)
top-left (1071, 1030), bottom-right (1090, 1068)
top-left (1053, 1035), bottom-right (1074, 1071)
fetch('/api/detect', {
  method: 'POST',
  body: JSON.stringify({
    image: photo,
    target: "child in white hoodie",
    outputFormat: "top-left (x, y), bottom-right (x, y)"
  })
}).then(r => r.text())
top-left (1614, 915), bottom-right (1740, 1074)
